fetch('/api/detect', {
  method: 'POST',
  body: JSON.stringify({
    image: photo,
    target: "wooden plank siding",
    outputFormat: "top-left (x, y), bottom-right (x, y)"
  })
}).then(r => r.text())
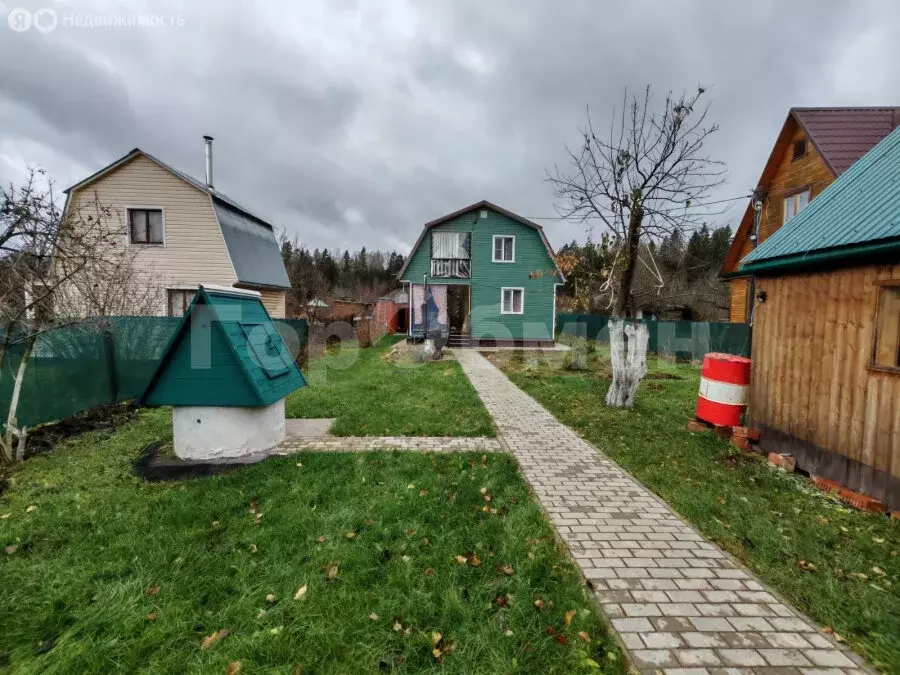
top-left (258, 289), bottom-right (286, 319)
top-left (401, 208), bottom-right (559, 341)
top-left (728, 278), bottom-right (750, 323)
top-left (65, 154), bottom-right (238, 315)
top-left (725, 123), bottom-right (836, 322)
top-left (749, 264), bottom-right (900, 507)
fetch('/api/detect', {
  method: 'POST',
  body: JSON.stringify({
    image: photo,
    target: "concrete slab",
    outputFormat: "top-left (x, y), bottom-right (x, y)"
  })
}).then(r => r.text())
top-left (285, 418), bottom-right (336, 438)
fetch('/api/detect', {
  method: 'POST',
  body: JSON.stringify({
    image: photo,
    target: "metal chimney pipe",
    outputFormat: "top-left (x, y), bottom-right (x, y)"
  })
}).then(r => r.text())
top-left (203, 135), bottom-right (214, 189)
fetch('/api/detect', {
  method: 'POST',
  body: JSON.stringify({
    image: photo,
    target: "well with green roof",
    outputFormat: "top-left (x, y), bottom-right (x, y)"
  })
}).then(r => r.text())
top-left (141, 285), bottom-right (306, 461)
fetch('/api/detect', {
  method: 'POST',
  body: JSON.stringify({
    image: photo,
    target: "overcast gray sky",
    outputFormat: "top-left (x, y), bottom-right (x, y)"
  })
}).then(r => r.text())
top-left (2, 0), bottom-right (899, 253)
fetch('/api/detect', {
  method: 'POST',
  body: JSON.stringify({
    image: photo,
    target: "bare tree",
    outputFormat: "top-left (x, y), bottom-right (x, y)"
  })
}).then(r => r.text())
top-left (0, 170), bottom-right (157, 464)
top-left (549, 86), bottom-right (725, 407)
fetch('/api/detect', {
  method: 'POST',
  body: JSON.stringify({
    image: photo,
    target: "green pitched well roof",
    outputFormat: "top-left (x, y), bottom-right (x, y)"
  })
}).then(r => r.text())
top-left (741, 125), bottom-right (900, 274)
top-left (140, 286), bottom-right (305, 407)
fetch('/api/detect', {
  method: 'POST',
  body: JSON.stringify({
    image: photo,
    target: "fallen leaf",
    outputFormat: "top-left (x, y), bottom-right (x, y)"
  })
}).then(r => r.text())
top-left (796, 560), bottom-right (818, 572)
top-left (344, 531), bottom-right (357, 540)
top-left (5, 545), bottom-right (17, 555)
top-left (545, 626), bottom-right (556, 635)
top-left (431, 632), bottom-right (442, 646)
top-left (823, 627), bottom-right (834, 635)
top-left (201, 629), bottom-right (230, 650)
top-left (226, 662), bottom-right (242, 675)
top-left (716, 496), bottom-right (726, 505)
top-left (369, 613), bottom-right (378, 621)
top-left (840, 526), bottom-right (850, 533)
top-left (816, 515), bottom-right (828, 525)
top-left (424, 568), bottom-right (434, 576)
top-left (497, 563), bottom-right (514, 576)
top-left (211, 520), bottom-right (220, 529)
top-left (504, 629), bottom-right (514, 636)
top-left (392, 620), bottom-right (402, 632)
top-left (1, 513), bottom-right (10, 519)
top-left (146, 612), bottom-right (156, 622)
top-left (873, 537), bottom-right (885, 544)
top-left (577, 631), bottom-right (590, 642)
top-left (407, 484), bottom-right (415, 490)
top-left (315, 536), bottom-right (327, 544)
top-left (447, 492), bottom-right (456, 503)
top-left (564, 609), bottom-right (576, 626)
top-left (266, 593), bottom-right (277, 603)
top-left (270, 626), bottom-right (283, 635)
top-left (554, 634), bottom-right (569, 645)
top-left (849, 572), bottom-right (868, 581)
top-left (363, 518), bottom-right (375, 526)
top-left (326, 565), bottom-right (339, 580)
top-left (419, 489), bottom-right (429, 497)
top-left (872, 566), bottom-right (886, 575)
top-left (495, 595), bottom-right (509, 607)
top-left (146, 585), bottom-right (161, 596)
top-left (249, 544), bottom-right (257, 553)
top-left (469, 553), bottom-right (481, 567)
top-left (257, 609), bottom-right (266, 618)
top-left (533, 597), bottom-right (544, 610)
top-left (26, 505), bottom-right (36, 513)
top-left (296, 462), bottom-right (302, 468)
top-left (293, 584), bottom-right (308, 600)
top-left (455, 555), bottom-right (467, 565)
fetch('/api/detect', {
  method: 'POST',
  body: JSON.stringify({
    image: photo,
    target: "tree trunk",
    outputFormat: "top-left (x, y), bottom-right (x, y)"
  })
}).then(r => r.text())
top-left (2, 334), bottom-right (34, 464)
top-left (605, 318), bottom-right (649, 408)
top-left (614, 207), bottom-right (644, 317)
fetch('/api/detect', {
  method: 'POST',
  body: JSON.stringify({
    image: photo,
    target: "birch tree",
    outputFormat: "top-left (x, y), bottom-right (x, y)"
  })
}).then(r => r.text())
top-left (549, 86), bottom-right (725, 407)
top-left (0, 170), bottom-right (156, 464)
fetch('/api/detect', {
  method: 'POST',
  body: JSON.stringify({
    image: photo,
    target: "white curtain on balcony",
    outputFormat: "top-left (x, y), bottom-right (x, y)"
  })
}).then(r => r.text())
top-left (432, 232), bottom-right (470, 259)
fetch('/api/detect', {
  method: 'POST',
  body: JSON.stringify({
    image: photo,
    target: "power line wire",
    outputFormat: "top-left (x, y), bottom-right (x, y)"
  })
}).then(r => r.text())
top-left (522, 193), bottom-right (752, 220)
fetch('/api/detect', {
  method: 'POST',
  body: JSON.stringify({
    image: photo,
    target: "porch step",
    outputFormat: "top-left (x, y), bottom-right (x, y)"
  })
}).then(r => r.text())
top-left (448, 333), bottom-right (471, 348)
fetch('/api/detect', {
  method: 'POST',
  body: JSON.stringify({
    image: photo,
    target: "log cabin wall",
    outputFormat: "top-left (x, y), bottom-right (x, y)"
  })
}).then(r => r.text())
top-left (749, 263), bottom-right (900, 507)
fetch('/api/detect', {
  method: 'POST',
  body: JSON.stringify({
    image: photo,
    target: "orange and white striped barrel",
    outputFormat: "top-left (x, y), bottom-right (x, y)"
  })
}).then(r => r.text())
top-left (696, 353), bottom-right (751, 427)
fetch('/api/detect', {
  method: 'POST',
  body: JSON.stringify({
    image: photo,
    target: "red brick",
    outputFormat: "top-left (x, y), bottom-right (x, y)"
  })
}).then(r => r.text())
top-left (732, 426), bottom-right (761, 442)
top-left (731, 436), bottom-right (751, 451)
top-left (767, 452), bottom-right (796, 473)
top-left (715, 425), bottom-right (734, 440)
top-left (686, 419), bottom-right (711, 433)
top-left (892, 511), bottom-right (900, 521)
top-left (811, 476), bottom-right (886, 513)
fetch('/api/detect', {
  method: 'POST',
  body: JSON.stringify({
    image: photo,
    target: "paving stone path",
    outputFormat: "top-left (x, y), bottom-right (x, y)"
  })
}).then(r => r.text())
top-left (453, 349), bottom-right (873, 675)
top-left (278, 436), bottom-right (503, 453)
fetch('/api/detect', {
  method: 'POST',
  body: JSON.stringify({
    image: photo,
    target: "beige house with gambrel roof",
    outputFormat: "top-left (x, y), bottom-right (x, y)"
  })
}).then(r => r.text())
top-left (61, 138), bottom-right (290, 317)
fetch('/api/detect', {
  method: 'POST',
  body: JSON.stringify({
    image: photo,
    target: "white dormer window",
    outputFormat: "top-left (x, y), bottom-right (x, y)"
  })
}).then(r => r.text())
top-left (492, 235), bottom-right (515, 262)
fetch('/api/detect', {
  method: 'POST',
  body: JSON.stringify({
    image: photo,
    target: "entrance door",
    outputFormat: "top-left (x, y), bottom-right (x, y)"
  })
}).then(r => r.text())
top-left (446, 285), bottom-right (470, 336)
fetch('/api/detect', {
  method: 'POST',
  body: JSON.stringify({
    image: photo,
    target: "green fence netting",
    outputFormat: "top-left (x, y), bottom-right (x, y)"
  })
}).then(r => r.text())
top-left (556, 313), bottom-right (751, 359)
top-left (0, 316), bottom-right (308, 428)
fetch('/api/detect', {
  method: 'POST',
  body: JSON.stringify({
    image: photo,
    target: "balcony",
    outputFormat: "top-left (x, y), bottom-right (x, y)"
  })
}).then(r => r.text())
top-left (430, 258), bottom-right (471, 279)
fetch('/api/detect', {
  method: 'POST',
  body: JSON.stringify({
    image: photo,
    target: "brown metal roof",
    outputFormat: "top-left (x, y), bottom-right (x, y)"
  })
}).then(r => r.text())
top-left (793, 107), bottom-right (900, 175)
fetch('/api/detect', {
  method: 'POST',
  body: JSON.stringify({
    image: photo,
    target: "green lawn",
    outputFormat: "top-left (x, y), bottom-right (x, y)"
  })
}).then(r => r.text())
top-left (489, 344), bottom-right (900, 673)
top-left (285, 336), bottom-right (495, 437)
top-left (0, 408), bottom-right (622, 674)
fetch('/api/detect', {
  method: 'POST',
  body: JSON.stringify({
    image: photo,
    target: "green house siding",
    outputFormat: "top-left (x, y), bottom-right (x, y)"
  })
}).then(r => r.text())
top-left (401, 208), bottom-right (559, 340)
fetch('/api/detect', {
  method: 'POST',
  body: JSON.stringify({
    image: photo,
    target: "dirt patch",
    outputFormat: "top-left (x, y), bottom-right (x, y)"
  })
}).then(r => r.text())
top-left (132, 442), bottom-right (262, 482)
top-left (25, 403), bottom-right (140, 460)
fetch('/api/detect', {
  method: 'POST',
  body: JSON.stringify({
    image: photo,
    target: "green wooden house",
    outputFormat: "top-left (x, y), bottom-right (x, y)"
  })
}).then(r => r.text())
top-left (398, 201), bottom-right (564, 347)
top-left (141, 285), bottom-right (305, 460)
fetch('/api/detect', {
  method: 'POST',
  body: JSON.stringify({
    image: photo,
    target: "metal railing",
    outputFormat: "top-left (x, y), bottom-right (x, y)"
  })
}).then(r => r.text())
top-left (430, 258), bottom-right (471, 278)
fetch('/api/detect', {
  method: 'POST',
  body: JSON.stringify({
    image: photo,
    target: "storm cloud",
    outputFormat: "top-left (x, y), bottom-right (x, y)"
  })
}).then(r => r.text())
top-left (2, 0), bottom-right (899, 252)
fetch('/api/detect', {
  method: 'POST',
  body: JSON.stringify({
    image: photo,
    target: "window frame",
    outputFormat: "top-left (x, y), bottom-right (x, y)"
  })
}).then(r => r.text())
top-left (869, 279), bottom-right (900, 374)
top-left (126, 206), bottom-right (165, 246)
top-left (500, 286), bottom-right (524, 315)
top-left (492, 235), bottom-right (516, 263)
top-left (166, 288), bottom-right (195, 317)
top-left (782, 188), bottom-right (811, 225)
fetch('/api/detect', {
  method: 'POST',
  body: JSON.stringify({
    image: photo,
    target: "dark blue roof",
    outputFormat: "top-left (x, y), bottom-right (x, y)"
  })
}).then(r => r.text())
top-left (214, 200), bottom-right (291, 288)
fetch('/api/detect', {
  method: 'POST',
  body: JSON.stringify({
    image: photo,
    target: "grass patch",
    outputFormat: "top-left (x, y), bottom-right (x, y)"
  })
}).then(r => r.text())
top-left (490, 345), bottom-right (900, 673)
top-left (286, 335), bottom-right (495, 437)
top-left (0, 409), bottom-right (621, 673)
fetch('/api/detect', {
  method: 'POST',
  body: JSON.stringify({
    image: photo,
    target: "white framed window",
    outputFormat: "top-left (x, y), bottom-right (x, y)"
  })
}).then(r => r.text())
top-left (492, 235), bottom-right (515, 262)
top-left (127, 206), bottom-right (164, 245)
top-left (783, 190), bottom-right (810, 224)
top-left (500, 287), bottom-right (523, 315)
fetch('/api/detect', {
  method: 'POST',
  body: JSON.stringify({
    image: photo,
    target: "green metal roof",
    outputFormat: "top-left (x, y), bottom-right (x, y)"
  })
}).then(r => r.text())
top-left (741, 125), bottom-right (900, 274)
top-left (141, 286), bottom-right (306, 407)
